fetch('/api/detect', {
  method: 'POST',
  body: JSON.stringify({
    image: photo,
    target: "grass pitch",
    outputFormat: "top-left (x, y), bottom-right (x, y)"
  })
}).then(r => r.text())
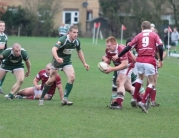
top-left (0, 36), bottom-right (179, 138)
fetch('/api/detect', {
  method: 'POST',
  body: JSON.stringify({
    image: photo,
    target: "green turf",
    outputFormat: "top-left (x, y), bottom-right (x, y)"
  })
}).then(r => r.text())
top-left (0, 36), bottom-right (179, 138)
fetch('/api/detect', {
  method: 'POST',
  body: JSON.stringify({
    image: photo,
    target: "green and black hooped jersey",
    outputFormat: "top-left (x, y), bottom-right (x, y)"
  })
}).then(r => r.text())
top-left (0, 33), bottom-right (8, 54)
top-left (52, 35), bottom-right (81, 68)
top-left (1, 47), bottom-right (29, 70)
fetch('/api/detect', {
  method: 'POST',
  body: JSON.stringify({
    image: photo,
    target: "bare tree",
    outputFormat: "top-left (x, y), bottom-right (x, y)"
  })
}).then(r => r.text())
top-left (166, 0), bottom-right (179, 26)
top-left (22, 0), bottom-right (61, 36)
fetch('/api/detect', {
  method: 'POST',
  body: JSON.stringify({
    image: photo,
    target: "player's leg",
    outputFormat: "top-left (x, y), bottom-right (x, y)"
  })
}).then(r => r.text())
top-left (150, 73), bottom-right (160, 107)
top-left (18, 87), bottom-right (35, 96)
top-left (6, 68), bottom-right (24, 99)
top-left (110, 71), bottom-right (117, 103)
top-left (0, 69), bottom-right (7, 94)
top-left (131, 62), bottom-right (145, 107)
top-left (138, 63), bottom-right (156, 113)
top-left (0, 75), bottom-right (6, 94)
top-left (124, 68), bottom-right (135, 95)
top-left (124, 77), bottom-right (135, 95)
top-left (35, 94), bottom-right (52, 100)
top-left (39, 68), bottom-right (57, 105)
top-left (15, 87), bottom-right (35, 99)
top-left (114, 73), bottom-right (128, 109)
top-left (109, 71), bottom-right (118, 108)
top-left (62, 65), bottom-right (75, 105)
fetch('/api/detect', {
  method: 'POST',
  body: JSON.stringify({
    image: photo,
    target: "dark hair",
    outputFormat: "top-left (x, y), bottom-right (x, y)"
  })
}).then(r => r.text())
top-left (126, 37), bottom-right (133, 46)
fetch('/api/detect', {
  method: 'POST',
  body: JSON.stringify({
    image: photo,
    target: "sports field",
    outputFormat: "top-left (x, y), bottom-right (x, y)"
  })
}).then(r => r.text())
top-left (0, 36), bottom-right (179, 138)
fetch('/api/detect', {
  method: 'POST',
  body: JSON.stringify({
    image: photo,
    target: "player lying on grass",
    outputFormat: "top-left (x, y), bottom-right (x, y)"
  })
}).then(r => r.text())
top-left (102, 36), bottom-right (136, 110)
top-left (15, 63), bottom-right (64, 101)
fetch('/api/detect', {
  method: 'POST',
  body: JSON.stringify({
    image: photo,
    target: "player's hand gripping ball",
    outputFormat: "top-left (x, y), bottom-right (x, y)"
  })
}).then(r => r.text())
top-left (98, 62), bottom-right (109, 73)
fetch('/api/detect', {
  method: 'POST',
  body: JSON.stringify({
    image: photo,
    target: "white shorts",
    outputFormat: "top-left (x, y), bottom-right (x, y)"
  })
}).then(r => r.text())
top-left (135, 62), bottom-right (156, 76)
top-left (34, 88), bottom-right (42, 96)
top-left (117, 68), bottom-right (133, 78)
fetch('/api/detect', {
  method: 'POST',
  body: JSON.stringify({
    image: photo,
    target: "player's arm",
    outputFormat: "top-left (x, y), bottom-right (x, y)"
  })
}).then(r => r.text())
top-left (118, 46), bottom-right (132, 57)
top-left (77, 49), bottom-right (89, 70)
top-left (0, 54), bottom-right (3, 61)
top-left (52, 46), bottom-right (63, 64)
top-left (105, 59), bottom-right (128, 73)
top-left (0, 49), bottom-right (10, 60)
top-left (0, 44), bottom-right (5, 50)
top-left (157, 45), bottom-right (164, 68)
top-left (21, 50), bottom-right (31, 77)
top-left (129, 51), bottom-right (136, 62)
top-left (163, 50), bottom-right (167, 59)
top-left (56, 83), bottom-right (64, 100)
top-left (102, 55), bottom-right (111, 64)
top-left (25, 59), bottom-right (31, 77)
top-left (33, 78), bottom-right (41, 90)
top-left (158, 45), bottom-right (163, 61)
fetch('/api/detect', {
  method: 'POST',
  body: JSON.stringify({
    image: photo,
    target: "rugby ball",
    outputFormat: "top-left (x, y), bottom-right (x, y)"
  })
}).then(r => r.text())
top-left (98, 62), bottom-right (108, 73)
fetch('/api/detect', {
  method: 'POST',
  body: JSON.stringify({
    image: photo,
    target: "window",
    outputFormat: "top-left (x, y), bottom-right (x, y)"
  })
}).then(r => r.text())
top-left (87, 11), bottom-right (92, 20)
top-left (65, 13), bottom-right (71, 24)
top-left (63, 11), bottom-right (79, 26)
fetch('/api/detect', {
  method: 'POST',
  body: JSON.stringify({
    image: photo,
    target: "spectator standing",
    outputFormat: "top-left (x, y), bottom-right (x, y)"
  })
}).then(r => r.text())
top-left (58, 23), bottom-right (69, 37)
top-left (171, 27), bottom-right (179, 53)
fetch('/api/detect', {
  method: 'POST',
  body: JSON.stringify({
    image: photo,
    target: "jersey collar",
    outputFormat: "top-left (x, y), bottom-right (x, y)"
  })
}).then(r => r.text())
top-left (0, 33), bottom-right (5, 36)
top-left (67, 34), bottom-right (76, 43)
top-left (142, 29), bottom-right (152, 33)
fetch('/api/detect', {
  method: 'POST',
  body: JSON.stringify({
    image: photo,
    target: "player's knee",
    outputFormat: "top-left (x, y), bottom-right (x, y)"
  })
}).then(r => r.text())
top-left (68, 75), bottom-right (75, 83)
top-left (136, 78), bottom-right (143, 84)
top-left (18, 79), bottom-right (24, 85)
top-left (148, 83), bottom-right (155, 89)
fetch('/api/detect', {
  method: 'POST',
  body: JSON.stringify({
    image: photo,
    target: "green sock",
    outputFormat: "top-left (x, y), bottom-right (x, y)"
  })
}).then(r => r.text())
top-left (64, 83), bottom-right (73, 98)
top-left (40, 84), bottom-right (51, 100)
top-left (0, 75), bottom-right (6, 87)
top-left (9, 93), bottom-right (14, 99)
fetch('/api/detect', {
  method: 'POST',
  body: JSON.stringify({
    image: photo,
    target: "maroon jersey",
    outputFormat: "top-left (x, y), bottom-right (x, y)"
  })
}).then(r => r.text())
top-left (105, 44), bottom-right (135, 68)
top-left (36, 69), bottom-right (61, 96)
top-left (128, 29), bottom-right (162, 66)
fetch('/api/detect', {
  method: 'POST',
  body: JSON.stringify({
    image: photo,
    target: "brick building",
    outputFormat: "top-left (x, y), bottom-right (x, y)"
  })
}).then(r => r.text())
top-left (0, 0), bottom-right (100, 35)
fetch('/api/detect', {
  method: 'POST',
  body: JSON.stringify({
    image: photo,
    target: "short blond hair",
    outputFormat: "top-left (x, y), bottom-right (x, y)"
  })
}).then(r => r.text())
top-left (69, 25), bottom-right (78, 32)
top-left (105, 36), bottom-right (117, 45)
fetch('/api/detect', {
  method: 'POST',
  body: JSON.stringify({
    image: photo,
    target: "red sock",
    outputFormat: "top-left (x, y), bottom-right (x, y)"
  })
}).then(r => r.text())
top-left (142, 87), bottom-right (153, 103)
top-left (137, 94), bottom-right (142, 102)
top-left (116, 98), bottom-right (123, 106)
top-left (133, 82), bottom-right (142, 100)
top-left (150, 89), bottom-right (156, 102)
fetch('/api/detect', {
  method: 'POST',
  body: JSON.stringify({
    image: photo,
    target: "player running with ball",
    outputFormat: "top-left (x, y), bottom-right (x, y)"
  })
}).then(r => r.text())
top-left (102, 36), bottom-right (136, 110)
